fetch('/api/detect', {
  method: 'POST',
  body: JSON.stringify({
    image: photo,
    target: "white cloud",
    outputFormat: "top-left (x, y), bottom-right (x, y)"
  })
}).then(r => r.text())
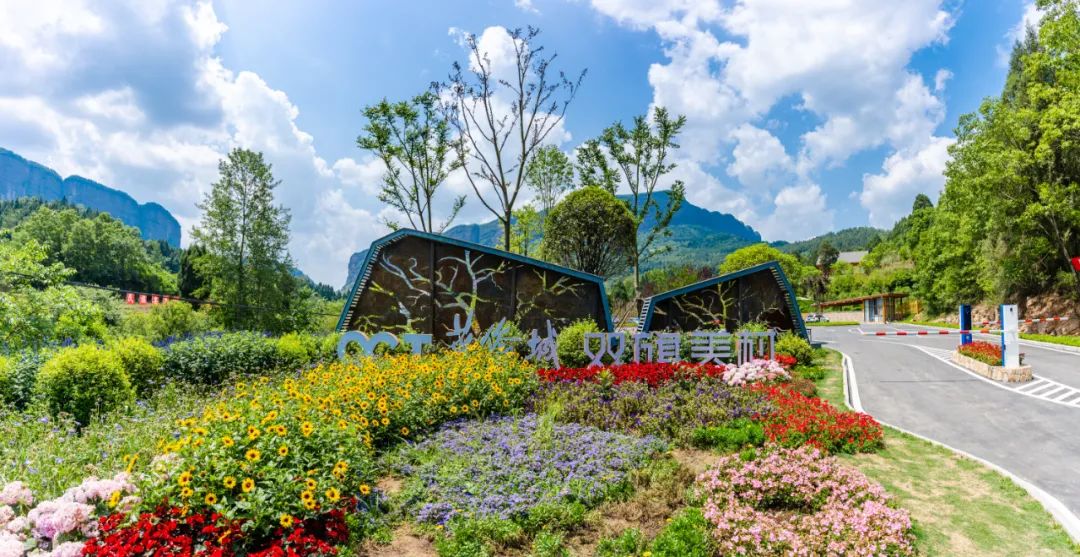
top-left (934, 69), bottom-right (953, 94)
top-left (332, 157), bottom-right (385, 195)
top-left (726, 124), bottom-right (792, 192)
top-left (514, 0), bottom-right (539, 14)
top-left (0, 0), bottom-right (387, 285)
top-left (588, 0), bottom-right (955, 234)
top-left (859, 136), bottom-right (953, 227)
top-left (758, 183), bottom-right (834, 241)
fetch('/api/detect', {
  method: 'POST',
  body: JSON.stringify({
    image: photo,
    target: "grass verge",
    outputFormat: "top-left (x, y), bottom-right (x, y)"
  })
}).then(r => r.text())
top-left (900, 319), bottom-right (959, 329)
top-left (816, 350), bottom-right (1080, 556)
top-left (1022, 333), bottom-right (1080, 348)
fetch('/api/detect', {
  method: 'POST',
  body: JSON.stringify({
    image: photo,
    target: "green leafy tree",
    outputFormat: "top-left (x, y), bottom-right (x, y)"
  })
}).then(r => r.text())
top-left (576, 107), bottom-right (687, 292)
top-left (542, 187), bottom-right (635, 277)
top-left (525, 145), bottom-right (575, 215)
top-left (510, 204), bottom-right (543, 257)
top-left (719, 243), bottom-right (809, 289)
top-left (357, 91), bottom-right (465, 232)
top-left (814, 240), bottom-right (840, 277)
top-left (13, 207), bottom-right (176, 293)
top-left (0, 239), bottom-right (108, 349)
top-left (440, 26), bottom-right (586, 250)
top-left (178, 244), bottom-right (209, 300)
top-left (930, 6), bottom-right (1080, 307)
top-left (193, 149), bottom-right (307, 332)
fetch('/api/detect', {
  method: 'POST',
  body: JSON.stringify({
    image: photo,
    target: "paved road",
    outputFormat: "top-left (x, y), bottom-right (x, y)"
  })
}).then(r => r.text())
top-left (812, 323), bottom-right (1080, 519)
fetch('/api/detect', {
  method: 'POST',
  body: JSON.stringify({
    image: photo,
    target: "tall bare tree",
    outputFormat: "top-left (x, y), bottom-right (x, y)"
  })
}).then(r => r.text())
top-left (438, 26), bottom-right (585, 250)
top-left (357, 91), bottom-right (465, 233)
top-left (576, 107), bottom-right (688, 292)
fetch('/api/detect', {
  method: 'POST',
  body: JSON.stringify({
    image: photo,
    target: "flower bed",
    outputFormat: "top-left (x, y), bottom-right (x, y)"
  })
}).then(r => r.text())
top-left (532, 376), bottom-right (769, 446)
top-left (0, 474), bottom-right (137, 557)
top-left (539, 358), bottom-right (789, 388)
top-left (696, 446), bottom-right (915, 556)
top-left (958, 341), bottom-right (1002, 366)
top-left (130, 348), bottom-right (536, 549)
top-left (389, 414), bottom-right (666, 527)
top-left (752, 384), bottom-right (884, 454)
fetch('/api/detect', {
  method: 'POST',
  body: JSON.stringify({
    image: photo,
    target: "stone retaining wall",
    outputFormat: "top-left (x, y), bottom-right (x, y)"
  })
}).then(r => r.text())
top-left (952, 351), bottom-right (1032, 383)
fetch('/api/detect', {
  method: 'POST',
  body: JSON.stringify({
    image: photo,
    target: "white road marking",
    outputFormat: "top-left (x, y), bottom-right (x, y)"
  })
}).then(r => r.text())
top-left (837, 349), bottom-right (1080, 543)
top-left (910, 345), bottom-right (1080, 409)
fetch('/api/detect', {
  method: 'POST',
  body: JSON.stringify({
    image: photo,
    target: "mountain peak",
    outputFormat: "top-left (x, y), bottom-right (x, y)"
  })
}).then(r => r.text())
top-left (0, 147), bottom-right (181, 247)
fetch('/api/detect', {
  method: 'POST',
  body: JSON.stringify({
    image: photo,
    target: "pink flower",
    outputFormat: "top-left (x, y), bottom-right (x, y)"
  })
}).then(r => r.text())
top-left (47, 541), bottom-right (86, 557)
top-left (27, 500), bottom-right (94, 543)
top-left (0, 532), bottom-right (23, 557)
top-left (0, 483), bottom-right (32, 507)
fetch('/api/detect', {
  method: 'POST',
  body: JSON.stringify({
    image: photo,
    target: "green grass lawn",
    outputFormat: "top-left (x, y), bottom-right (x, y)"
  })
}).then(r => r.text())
top-left (900, 319), bottom-right (959, 329)
top-left (1022, 333), bottom-right (1080, 348)
top-left (815, 350), bottom-right (1080, 556)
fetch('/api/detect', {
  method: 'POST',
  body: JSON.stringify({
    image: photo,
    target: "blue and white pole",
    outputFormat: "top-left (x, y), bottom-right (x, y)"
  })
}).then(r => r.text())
top-left (1000, 304), bottom-right (1020, 367)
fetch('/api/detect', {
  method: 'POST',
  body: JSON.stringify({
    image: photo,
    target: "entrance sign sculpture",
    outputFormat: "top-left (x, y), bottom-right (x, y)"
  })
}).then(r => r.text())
top-left (637, 261), bottom-right (808, 339)
top-left (337, 317), bottom-right (776, 368)
top-left (337, 229), bottom-right (799, 365)
top-left (338, 229), bottom-right (612, 344)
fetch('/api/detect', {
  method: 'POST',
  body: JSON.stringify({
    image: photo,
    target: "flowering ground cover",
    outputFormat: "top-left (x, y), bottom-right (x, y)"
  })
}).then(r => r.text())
top-left (387, 413), bottom-right (666, 552)
top-left (538, 359), bottom-right (789, 388)
top-left (696, 445), bottom-right (915, 556)
top-left (8, 337), bottom-right (1068, 555)
top-left (532, 375), bottom-right (769, 447)
top-left (958, 340), bottom-right (1003, 366)
top-left (752, 384), bottom-right (885, 454)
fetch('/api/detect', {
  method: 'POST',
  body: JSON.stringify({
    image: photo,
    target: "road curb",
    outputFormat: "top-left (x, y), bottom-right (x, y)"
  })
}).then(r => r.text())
top-left (838, 350), bottom-right (1080, 544)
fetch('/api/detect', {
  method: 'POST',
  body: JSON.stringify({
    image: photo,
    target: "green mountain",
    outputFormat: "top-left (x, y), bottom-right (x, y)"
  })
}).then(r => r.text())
top-left (773, 227), bottom-right (886, 260)
top-left (0, 147), bottom-right (181, 246)
top-left (342, 191), bottom-right (762, 290)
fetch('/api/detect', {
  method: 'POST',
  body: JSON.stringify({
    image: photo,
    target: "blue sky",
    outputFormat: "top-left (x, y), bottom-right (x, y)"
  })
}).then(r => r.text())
top-left (0, 0), bottom-right (1040, 284)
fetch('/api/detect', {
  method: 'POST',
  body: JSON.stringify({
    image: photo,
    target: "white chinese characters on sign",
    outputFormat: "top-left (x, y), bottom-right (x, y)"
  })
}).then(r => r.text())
top-left (338, 313), bottom-right (778, 368)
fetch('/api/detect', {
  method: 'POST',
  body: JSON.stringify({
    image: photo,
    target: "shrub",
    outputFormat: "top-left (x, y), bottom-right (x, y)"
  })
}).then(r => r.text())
top-left (0, 356), bottom-right (11, 408)
top-left (691, 418), bottom-right (765, 452)
top-left (161, 331), bottom-right (279, 384)
top-left (794, 365), bottom-right (826, 382)
top-left (35, 345), bottom-right (134, 426)
top-left (775, 331), bottom-right (814, 366)
top-left (275, 332), bottom-right (318, 371)
top-left (555, 318), bottom-right (602, 368)
top-left (0, 350), bottom-right (47, 410)
top-left (751, 384), bottom-right (884, 454)
top-left (107, 337), bottom-right (164, 396)
top-left (649, 507), bottom-right (715, 557)
top-left (959, 340), bottom-right (1002, 366)
top-left (316, 332), bottom-right (343, 363)
top-left (118, 301), bottom-right (215, 343)
top-left (696, 446), bottom-right (914, 555)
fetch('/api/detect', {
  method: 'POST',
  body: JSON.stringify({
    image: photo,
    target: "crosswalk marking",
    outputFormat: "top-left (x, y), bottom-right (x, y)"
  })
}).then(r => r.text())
top-left (910, 345), bottom-right (1080, 409)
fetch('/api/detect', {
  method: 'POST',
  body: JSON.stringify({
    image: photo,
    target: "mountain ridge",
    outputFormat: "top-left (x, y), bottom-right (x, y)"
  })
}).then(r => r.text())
top-left (342, 191), bottom-right (762, 290)
top-left (0, 147), bottom-right (181, 247)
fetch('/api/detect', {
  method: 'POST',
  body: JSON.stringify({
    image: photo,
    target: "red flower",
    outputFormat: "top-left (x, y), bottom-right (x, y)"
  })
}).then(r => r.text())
top-left (750, 384), bottom-right (884, 454)
top-left (538, 361), bottom-right (728, 387)
top-left (958, 341), bottom-right (1002, 365)
top-left (82, 506), bottom-right (349, 556)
